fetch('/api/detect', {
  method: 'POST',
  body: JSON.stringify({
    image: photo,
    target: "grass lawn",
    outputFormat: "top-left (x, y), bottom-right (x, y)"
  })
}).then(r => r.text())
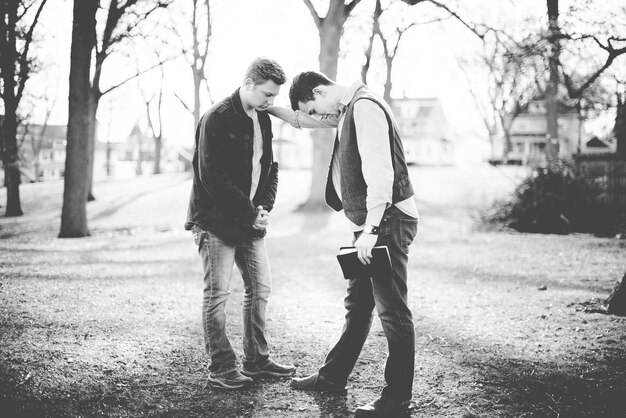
top-left (0, 165), bottom-right (625, 417)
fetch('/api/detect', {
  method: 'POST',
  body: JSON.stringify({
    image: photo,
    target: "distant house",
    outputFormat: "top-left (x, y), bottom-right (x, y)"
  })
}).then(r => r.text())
top-left (104, 122), bottom-right (187, 178)
top-left (391, 98), bottom-right (455, 165)
top-left (5, 120), bottom-right (188, 183)
top-left (508, 100), bottom-right (587, 166)
top-left (18, 123), bottom-right (67, 182)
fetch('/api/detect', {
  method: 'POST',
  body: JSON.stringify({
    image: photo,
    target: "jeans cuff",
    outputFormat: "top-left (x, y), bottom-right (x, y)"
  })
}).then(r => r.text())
top-left (243, 356), bottom-right (270, 369)
top-left (209, 365), bottom-right (237, 377)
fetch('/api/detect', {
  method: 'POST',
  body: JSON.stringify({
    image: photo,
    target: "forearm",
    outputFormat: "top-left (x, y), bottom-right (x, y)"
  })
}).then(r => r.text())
top-left (267, 106), bottom-right (299, 127)
top-left (365, 203), bottom-right (386, 227)
top-left (267, 106), bottom-right (338, 129)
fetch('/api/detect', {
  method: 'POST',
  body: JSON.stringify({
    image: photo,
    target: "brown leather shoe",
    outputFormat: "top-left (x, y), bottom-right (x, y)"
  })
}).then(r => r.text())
top-left (355, 396), bottom-right (410, 417)
top-left (290, 372), bottom-right (346, 392)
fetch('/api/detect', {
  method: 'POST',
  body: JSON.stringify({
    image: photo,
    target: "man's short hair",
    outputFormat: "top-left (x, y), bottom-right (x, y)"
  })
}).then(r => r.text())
top-left (289, 71), bottom-right (334, 110)
top-left (244, 58), bottom-right (286, 86)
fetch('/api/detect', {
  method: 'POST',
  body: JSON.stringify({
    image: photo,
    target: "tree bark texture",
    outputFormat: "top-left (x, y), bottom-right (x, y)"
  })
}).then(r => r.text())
top-left (60, 0), bottom-right (98, 238)
top-left (86, 94), bottom-right (98, 201)
top-left (0, 0), bottom-right (24, 216)
top-left (153, 136), bottom-right (162, 175)
top-left (615, 93), bottom-right (625, 157)
top-left (545, 0), bottom-right (561, 170)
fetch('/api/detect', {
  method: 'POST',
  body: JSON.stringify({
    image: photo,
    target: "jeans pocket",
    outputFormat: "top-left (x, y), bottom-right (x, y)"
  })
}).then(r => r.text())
top-left (400, 218), bottom-right (418, 252)
top-left (192, 225), bottom-right (205, 248)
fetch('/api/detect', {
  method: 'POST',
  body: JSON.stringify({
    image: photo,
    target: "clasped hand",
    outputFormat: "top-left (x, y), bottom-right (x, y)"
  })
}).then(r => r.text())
top-left (252, 206), bottom-right (269, 230)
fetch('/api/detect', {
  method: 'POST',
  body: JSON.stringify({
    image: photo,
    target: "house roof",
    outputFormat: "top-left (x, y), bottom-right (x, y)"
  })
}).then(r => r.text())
top-left (518, 99), bottom-right (578, 115)
top-left (586, 136), bottom-right (610, 148)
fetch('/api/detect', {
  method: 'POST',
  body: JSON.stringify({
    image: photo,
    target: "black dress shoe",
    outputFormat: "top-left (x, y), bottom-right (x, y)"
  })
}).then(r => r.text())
top-left (355, 396), bottom-right (410, 417)
top-left (290, 372), bottom-right (346, 392)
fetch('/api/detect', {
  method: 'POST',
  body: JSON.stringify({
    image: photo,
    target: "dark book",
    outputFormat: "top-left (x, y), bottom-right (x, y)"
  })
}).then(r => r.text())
top-left (336, 245), bottom-right (393, 280)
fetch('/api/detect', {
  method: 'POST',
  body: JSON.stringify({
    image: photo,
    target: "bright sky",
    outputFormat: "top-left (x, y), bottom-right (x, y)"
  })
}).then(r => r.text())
top-left (27, 0), bottom-right (493, 146)
top-left (24, 0), bottom-right (625, 148)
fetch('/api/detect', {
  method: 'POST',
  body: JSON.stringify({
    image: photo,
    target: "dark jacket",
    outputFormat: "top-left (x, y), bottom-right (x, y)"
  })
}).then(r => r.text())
top-left (325, 87), bottom-right (414, 226)
top-left (185, 88), bottom-right (278, 245)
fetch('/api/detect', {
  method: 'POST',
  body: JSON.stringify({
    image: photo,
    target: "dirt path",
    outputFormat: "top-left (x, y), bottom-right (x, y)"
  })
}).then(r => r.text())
top-left (1, 166), bottom-right (625, 417)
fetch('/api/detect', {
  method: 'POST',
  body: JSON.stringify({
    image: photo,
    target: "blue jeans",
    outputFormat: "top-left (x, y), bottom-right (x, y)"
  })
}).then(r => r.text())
top-left (319, 206), bottom-right (418, 401)
top-left (192, 226), bottom-right (271, 376)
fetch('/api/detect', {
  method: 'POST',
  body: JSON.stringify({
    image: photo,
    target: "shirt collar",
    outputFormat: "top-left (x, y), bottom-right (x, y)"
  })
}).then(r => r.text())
top-left (336, 81), bottom-right (364, 116)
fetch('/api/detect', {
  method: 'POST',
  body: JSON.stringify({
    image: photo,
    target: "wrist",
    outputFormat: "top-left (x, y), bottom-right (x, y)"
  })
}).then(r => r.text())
top-left (362, 224), bottom-right (379, 235)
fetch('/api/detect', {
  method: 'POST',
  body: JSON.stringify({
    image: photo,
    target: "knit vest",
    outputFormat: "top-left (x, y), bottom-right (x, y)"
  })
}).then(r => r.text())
top-left (325, 88), bottom-right (414, 226)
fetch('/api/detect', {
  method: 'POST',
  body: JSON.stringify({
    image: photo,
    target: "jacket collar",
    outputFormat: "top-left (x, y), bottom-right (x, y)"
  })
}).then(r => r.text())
top-left (230, 87), bottom-right (249, 118)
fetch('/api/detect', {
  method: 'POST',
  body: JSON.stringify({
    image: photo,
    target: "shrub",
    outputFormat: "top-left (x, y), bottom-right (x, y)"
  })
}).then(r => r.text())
top-left (482, 163), bottom-right (623, 235)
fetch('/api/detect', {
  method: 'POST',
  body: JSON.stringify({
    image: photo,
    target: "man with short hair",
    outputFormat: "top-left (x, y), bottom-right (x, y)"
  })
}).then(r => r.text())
top-left (186, 58), bottom-right (295, 390)
top-left (269, 71), bottom-right (418, 416)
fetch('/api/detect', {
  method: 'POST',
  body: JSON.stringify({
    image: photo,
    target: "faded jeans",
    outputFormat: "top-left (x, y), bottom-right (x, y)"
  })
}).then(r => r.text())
top-left (319, 206), bottom-right (418, 401)
top-left (192, 226), bottom-right (271, 376)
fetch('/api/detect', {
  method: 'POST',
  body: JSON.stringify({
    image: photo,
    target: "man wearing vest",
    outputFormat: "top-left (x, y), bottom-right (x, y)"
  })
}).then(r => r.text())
top-left (277, 71), bottom-right (419, 417)
top-left (185, 58), bottom-right (296, 390)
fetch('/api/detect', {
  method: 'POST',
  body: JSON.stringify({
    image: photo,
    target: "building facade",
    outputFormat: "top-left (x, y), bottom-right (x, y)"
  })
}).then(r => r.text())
top-left (508, 100), bottom-right (588, 166)
top-left (391, 98), bottom-right (455, 165)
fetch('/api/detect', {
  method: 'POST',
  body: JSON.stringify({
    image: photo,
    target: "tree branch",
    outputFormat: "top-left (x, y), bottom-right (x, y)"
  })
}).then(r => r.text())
top-left (16, 0), bottom-right (48, 104)
top-left (345, 0), bottom-right (363, 16)
top-left (174, 92), bottom-right (191, 113)
top-left (425, 0), bottom-right (486, 40)
top-left (302, 0), bottom-right (321, 29)
top-left (101, 52), bottom-right (182, 96)
top-left (201, 0), bottom-right (211, 68)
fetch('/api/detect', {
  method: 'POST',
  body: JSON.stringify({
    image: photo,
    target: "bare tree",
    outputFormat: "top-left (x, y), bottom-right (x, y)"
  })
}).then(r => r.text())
top-left (170, 0), bottom-right (213, 128)
top-left (0, 0), bottom-right (48, 216)
top-left (29, 94), bottom-right (57, 181)
top-left (61, 0), bottom-right (174, 237)
top-left (373, 0), bottom-right (437, 104)
top-left (137, 60), bottom-right (165, 175)
top-left (83, 0), bottom-right (173, 201)
top-left (60, 0), bottom-right (97, 237)
top-left (544, 0), bottom-right (562, 170)
top-left (360, 0), bottom-right (383, 84)
top-left (300, 0), bottom-right (362, 211)
top-left (541, 0), bottom-right (626, 168)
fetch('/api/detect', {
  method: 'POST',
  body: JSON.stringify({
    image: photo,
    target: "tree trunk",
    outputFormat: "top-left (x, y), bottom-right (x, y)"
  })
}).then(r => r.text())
top-left (193, 68), bottom-right (202, 128)
top-left (0, 0), bottom-right (24, 216)
top-left (153, 136), bottom-right (162, 175)
top-left (86, 93), bottom-right (98, 201)
top-left (1, 116), bottom-right (24, 217)
top-left (545, 0), bottom-right (560, 170)
top-left (606, 272), bottom-right (626, 316)
top-left (299, 16), bottom-right (344, 211)
top-left (615, 93), bottom-right (625, 157)
top-left (105, 139), bottom-right (112, 177)
top-left (136, 134), bottom-right (143, 176)
top-left (59, 0), bottom-right (97, 238)
top-left (361, 33), bottom-right (374, 84)
top-left (500, 115), bottom-right (514, 163)
top-left (361, 0), bottom-right (382, 84)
